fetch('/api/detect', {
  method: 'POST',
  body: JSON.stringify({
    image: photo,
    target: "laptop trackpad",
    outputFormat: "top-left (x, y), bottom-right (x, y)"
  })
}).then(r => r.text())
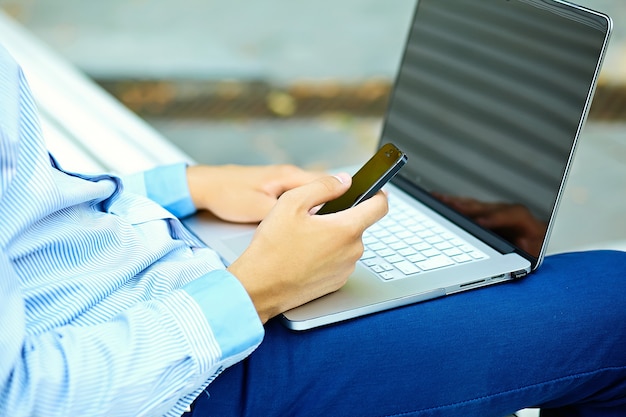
top-left (222, 232), bottom-right (254, 258)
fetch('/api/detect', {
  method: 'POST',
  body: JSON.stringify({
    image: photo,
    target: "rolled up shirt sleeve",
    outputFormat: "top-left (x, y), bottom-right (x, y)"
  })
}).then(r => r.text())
top-left (123, 163), bottom-right (197, 219)
top-left (183, 269), bottom-right (265, 360)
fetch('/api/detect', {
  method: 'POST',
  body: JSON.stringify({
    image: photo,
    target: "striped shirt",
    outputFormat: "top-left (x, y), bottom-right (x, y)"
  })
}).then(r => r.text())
top-left (0, 46), bottom-right (264, 417)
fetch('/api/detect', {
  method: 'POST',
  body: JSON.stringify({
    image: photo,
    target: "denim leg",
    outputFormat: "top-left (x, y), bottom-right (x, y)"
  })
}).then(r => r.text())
top-left (193, 250), bottom-right (626, 417)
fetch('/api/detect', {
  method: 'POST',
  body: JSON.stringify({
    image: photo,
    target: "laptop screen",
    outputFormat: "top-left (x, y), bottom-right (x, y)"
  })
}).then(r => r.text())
top-left (381, 0), bottom-right (611, 260)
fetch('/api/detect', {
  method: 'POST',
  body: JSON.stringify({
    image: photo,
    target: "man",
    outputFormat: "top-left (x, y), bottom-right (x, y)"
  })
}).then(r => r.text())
top-left (1, 45), bottom-right (626, 417)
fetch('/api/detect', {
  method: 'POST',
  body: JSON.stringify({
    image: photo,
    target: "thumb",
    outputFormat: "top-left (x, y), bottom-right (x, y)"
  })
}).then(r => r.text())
top-left (284, 173), bottom-right (352, 211)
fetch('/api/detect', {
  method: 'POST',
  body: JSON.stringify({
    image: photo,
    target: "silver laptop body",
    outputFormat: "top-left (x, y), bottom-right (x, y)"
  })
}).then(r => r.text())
top-left (183, 0), bottom-right (612, 330)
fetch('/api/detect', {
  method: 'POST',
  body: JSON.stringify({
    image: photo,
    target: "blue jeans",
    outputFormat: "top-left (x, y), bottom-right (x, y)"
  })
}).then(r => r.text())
top-left (192, 250), bottom-right (626, 417)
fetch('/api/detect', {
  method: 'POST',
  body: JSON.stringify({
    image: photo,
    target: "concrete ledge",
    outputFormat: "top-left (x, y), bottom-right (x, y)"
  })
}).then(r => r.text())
top-left (97, 78), bottom-right (392, 120)
top-left (92, 77), bottom-right (626, 122)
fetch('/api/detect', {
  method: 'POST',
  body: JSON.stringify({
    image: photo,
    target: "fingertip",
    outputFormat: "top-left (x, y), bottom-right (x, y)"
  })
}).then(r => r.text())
top-left (285, 172), bottom-right (353, 211)
top-left (333, 172), bottom-right (351, 185)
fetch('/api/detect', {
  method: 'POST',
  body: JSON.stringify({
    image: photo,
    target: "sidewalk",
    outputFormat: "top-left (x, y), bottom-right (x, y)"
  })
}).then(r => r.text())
top-left (1, 0), bottom-right (623, 83)
top-left (1, 0), bottom-right (626, 253)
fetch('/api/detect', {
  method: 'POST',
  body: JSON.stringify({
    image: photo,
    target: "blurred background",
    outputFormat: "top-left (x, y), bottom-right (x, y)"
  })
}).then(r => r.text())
top-left (0, 0), bottom-right (625, 254)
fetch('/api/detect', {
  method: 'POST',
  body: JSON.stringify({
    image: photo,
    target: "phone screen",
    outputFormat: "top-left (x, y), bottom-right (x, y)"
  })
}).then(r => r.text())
top-left (317, 143), bottom-right (407, 214)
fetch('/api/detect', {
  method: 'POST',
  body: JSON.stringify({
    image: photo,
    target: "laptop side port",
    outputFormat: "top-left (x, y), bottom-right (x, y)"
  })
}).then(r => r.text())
top-left (511, 269), bottom-right (529, 279)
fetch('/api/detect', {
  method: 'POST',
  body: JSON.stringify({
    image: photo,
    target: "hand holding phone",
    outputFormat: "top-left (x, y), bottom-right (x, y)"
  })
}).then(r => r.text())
top-left (317, 143), bottom-right (407, 215)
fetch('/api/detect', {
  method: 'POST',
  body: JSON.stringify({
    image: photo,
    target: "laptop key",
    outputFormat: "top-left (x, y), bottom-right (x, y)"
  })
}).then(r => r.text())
top-left (361, 250), bottom-right (377, 260)
top-left (362, 258), bottom-right (379, 267)
top-left (380, 262), bottom-right (395, 271)
top-left (376, 248), bottom-right (395, 258)
top-left (416, 256), bottom-right (455, 271)
top-left (443, 247), bottom-right (463, 257)
top-left (452, 253), bottom-right (472, 263)
top-left (384, 254), bottom-right (404, 264)
top-left (406, 253), bottom-right (427, 263)
top-left (379, 271), bottom-right (396, 280)
top-left (468, 251), bottom-right (487, 259)
top-left (368, 241), bottom-right (386, 251)
top-left (398, 247), bottom-right (417, 257)
top-left (395, 261), bottom-right (420, 275)
top-left (421, 248), bottom-right (441, 258)
top-left (390, 241), bottom-right (409, 250)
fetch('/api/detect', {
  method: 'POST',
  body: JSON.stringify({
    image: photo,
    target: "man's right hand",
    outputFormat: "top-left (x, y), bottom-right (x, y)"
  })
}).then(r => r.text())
top-left (227, 173), bottom-right (388, 324)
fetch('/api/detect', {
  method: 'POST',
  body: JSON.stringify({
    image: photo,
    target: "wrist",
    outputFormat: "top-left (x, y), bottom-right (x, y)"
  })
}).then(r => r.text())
top-left (186, 165), bottom-right (218, 210)
top-left (227, 256), bottom-right (281, 324)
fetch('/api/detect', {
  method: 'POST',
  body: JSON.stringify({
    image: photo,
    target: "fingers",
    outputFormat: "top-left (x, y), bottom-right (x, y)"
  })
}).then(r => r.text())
top-left (263, 165), bottom-right (325, 195)
top-left (274, 172), bottom-right (387, 234)
top-left (342, 190), bottom-right (389, 229)
top-left (229, 192), bottom-right (281, 223)
top-left (281, 173), bottom-right (352, 211)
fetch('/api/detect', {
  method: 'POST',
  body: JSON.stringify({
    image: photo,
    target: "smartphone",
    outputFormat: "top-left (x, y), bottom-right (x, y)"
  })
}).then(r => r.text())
top-left (317, 143), bottom-right (408, 215)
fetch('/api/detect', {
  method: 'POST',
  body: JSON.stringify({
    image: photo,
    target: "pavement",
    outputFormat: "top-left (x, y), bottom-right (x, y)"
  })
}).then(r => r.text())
top-left (1, 0), bottom-right (626, 254)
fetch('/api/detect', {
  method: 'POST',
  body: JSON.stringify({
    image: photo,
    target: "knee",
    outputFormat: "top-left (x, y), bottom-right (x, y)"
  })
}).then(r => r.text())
top-left (537, 250), bottom-right (626, 312)
top-left (543, 249), bottom-right (626, 278)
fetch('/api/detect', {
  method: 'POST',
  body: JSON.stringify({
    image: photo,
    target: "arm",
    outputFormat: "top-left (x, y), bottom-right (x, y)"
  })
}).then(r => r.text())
top-left (0, 45), bottom-right (263, 416)
top-left (128, 164), bottom-right (387, 323)
top-left (185, 164), bottom-right (322, 223)
top-left (123, 163), bottom-right (323, 222)
top-left (127, 160), bottom-right (389, 324)
top-left (128, 162), bottom-right (388, 323)
top-left (0, 247), bottom-right (263, 417)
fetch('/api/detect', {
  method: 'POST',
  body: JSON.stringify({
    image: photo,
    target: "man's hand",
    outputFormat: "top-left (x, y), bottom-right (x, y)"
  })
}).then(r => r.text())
top-left (227, 174), bottom-right (388, 323)
top-left (186, 164), bottom-right (323, 223)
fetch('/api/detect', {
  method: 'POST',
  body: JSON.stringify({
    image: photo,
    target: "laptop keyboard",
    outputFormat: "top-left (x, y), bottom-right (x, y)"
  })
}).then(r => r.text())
top-left (361, 194), bottom-right (488, 281)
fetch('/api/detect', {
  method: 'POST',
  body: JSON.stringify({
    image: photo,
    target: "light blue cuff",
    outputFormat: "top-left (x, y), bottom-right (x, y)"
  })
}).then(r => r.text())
top-left (183, 270), bottom-right (264, 358)
top-left (143, 163), bottom-right (197, 218)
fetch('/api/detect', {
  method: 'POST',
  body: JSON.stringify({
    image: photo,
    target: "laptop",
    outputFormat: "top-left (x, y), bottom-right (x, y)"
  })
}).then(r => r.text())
top-left (182, 0), bottom-right (612, 331)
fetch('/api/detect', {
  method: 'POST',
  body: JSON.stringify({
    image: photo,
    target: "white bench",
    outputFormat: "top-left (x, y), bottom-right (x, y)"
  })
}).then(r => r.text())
top-left (0, 10), bottom-right (193, 174)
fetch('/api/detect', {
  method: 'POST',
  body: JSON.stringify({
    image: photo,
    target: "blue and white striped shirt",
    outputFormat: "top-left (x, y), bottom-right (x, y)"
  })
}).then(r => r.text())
top-left (0, 46), bottom-right (264, 417)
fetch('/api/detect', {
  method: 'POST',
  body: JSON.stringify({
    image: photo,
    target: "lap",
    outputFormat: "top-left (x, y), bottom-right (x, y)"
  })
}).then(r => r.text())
top-left (193, 250), bottom-right (626, 417)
